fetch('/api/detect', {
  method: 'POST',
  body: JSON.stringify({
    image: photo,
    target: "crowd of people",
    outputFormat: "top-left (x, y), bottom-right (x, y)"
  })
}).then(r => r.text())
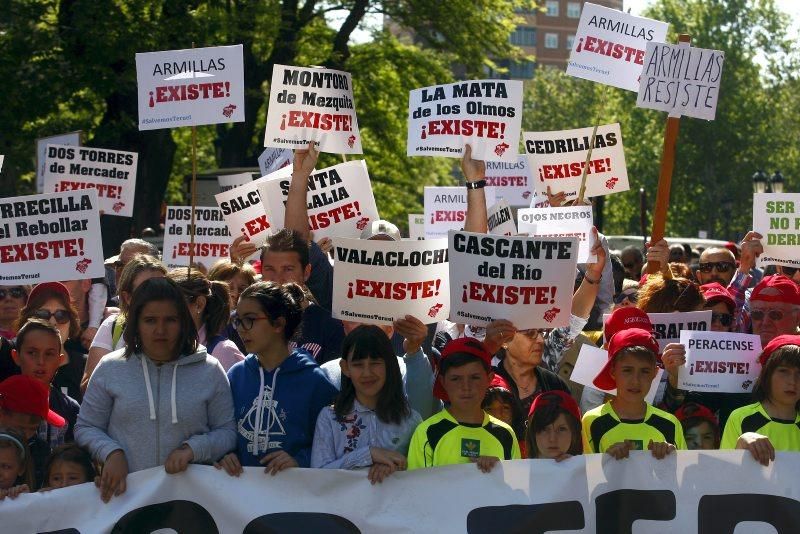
top-left (0, 144), bottom-right (797, 505)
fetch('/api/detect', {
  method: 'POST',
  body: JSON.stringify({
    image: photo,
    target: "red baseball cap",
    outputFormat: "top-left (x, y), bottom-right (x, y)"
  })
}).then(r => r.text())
top-left (603, 306), bottom-right (653, 344)
top-left (593, 328), bottom-right (660, 390)
top-left (488, 373), bottom-right (512, 392)
top-left (528, 390), bottom-right (581, 422)
top-left (674, 402), bottom-right (717, 426)
top-left (0, 375), bottom-right (65, 427)
top-left (751, 275), bottom-right (800, 306)
top-left (433, 337), bottom-right (493, 401)
top-left (700, 282), bottom-right (735, 311)
top-left (27, 282), bottom-right (70, 305)
top-left (757, 334), bottom-right (800, 366)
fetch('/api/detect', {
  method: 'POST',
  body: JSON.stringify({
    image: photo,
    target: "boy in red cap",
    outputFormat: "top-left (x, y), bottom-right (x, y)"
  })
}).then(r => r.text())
top-left (721, 335), bottom-right (800, 464)
top-left (0, 374), bottom-right (65, 487)
top-left (408, 338), bottom-right (520, 472)
top-left (582, 328), bottom-right (686, 458)
top-left (674, 402), bottom-right (720, 450)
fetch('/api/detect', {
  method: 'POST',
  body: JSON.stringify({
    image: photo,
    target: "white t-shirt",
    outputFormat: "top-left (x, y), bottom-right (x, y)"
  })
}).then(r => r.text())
top-left (90, 313), bottom-right (126, 352)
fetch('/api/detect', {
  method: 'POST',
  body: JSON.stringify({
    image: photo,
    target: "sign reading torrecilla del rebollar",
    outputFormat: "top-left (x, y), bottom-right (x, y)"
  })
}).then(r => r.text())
top-left (135, 45), bottom-right (245, 130)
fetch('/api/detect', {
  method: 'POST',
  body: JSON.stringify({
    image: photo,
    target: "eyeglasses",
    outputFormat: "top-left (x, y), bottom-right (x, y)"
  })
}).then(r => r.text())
top-left (698, 261), bottom-right (735, 273)
top-left (614, 291), bottom-right (638, 305)
top-left (0, 288), bottom-right (26, 300)
top-left (232, 314), bottom-right (271, 331)
top-left (711, 312), bottom-right (733, 327)
top-left (519, 328), bottom-right (551, 339)
top-left (32, 309), bottom-right (71, 325)
top-left (751, 309), bottom-right (787, 322)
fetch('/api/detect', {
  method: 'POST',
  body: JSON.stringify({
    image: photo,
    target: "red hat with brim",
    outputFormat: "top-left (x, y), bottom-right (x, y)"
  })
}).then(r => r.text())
top-left (0, 375), bottom-right (65, 427)
top-left (751, 275), bottom-right (800, 306)
top-left (528, 390), bottom-right (581, 422)
top-left (700, 282), bottom-right (735, 311)
top-left (674, 402), bottom-right (718, 426)
top-left (593, 328), bottom-right (660, 391)
top-left (433, 337), bottom-right (493, 402)
top-left (27, 281), bottom-right (70, 306)
top-left (757, 334), bottom-right (800, 366)
top-left (603, 306), bottom-right (653, 344)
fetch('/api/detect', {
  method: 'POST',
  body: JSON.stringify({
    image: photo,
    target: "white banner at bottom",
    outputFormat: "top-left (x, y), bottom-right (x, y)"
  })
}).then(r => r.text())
top-left (4, 451), bottom-right (799, 533)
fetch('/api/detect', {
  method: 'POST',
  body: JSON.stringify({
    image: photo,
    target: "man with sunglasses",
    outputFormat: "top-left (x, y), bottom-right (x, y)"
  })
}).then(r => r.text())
top-left (749, 275), bottom-right (800, 348)
top-left (696, 247), bottom-right (738, 287)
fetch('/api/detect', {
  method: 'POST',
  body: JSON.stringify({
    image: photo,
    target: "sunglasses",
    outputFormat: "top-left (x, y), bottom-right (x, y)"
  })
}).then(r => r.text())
top-left (231, 314), bottom-right (271, 331)
top-left (614, 291), bottom-right (638, 305)
top-left (0, 287), bottom-right (26, 300)
top-left (711, 312), bottom-right (733, 327)
top-left (32, 309), bottom-right (71, 325)
top-left (751, 309), bottom-right (787, 322)
top-left (698, 261), bottom-right (735, 273)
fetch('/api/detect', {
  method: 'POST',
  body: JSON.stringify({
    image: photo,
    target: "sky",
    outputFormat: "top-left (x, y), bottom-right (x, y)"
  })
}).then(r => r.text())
top-left (625, 0), bottom-right (800, 31)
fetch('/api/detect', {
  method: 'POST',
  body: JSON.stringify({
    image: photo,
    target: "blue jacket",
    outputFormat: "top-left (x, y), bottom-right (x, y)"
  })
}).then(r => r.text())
top-left (227, 350), bottom-right (337, 467)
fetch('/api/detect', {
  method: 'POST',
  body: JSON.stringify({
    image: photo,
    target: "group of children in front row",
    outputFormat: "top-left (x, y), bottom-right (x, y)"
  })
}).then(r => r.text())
top-left (0, 283), bottom-right (798, 501)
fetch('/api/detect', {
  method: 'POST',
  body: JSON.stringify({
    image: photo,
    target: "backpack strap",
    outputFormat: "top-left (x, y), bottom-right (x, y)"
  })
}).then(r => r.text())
top-left (111, 316), bottom-right (125, 350)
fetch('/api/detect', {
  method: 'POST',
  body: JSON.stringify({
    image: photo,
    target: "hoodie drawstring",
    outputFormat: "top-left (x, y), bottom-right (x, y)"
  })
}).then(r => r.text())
top-left (171, 363), bottom-right (178, 424)
top-left (264, 367), bottom-right (280, 452)
top-left (141, 356), bottom-right (156, 421)
top-left (253, 367), bottom-right (265, 453)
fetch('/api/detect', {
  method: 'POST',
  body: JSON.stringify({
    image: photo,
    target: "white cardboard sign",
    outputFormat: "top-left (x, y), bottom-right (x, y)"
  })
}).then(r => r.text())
top-left (571, 344), bottom-right (663, 403)
top-left (43, 144), bottom-right (138, 217)
top-left (0, 190), bottom-right (104, 283)
top-left (258, 147), bottom-right (293, 177)
top-left (162, 206), bottom-right (232, 271)
top-left (484, 156), bottom-right (535, 206)
top-left (218, 172), bottom-right (255, 193)
top-left (332, 237), bottom-right (450, 325)
top-left (448, 231), bottom-right (578, 329)
top-left (264, 65), bottom-right (362, 154)
top-left (408, 214), bottom-right (425, 240)
top-left (636, 42), bottom-right (725, 120)
top-left (523, 123), bottom-right (629, 202)
top-left (567, 2), bottom-right (669, 92)
top-left (423, 186), bottom-right (496, 240)
top-left (407, 80), bottom-right (523, 162)
top-left (518, 206), bottom-right (596, 263)
top-left (753, 193), bottom-right (800, 268)
top-left (36, 131), bottom-right (81, 193)
top-left (214, 176), bottom-right (273, 248)
top-left (678, 331), bottom-right (762, 394)
top-left (258, 160), bottom-right (379, 240)
top-left (487, 200), bottom-right (517, 236)
top-left (603, 310), bottom-right (712, 350)
top-left (135, 45), bottom-right (245, 130)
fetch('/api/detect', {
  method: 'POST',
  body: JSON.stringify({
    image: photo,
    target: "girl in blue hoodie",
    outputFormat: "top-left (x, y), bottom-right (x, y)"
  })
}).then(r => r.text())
top-left (217, 282), bottom-right (337, 476)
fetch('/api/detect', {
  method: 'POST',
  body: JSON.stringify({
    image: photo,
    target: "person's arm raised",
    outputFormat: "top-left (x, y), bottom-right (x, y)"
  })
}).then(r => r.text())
top-left (283, 141), bottom-right (319, 242)
top-left (462, 144), bottom-right (488, 234)
top-left (571, 228), bottom-right (606, 319)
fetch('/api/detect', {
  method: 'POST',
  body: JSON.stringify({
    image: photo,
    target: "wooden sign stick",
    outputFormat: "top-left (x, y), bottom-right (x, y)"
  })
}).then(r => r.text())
top-left (645, 33), bottom-right (691, 274)
top-left (188, 42), bottom-right (198, 278)
top-left (575, 124), bottom-right (599, 205)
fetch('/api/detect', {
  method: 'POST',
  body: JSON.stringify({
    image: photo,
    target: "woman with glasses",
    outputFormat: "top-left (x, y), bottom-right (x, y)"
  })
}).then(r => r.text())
top-left (215, 281), bottom-right (337, 477)
top-left (76, 277), bottom-right (236, 503)
top-left (14, 283), bottom-right (85, 402)
top-left (612, 280), bottom-right (639, 311)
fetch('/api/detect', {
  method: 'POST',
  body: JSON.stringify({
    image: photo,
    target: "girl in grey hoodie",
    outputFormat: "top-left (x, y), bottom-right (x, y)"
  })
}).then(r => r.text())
top-left (76, 277), bottom-right (236, 502)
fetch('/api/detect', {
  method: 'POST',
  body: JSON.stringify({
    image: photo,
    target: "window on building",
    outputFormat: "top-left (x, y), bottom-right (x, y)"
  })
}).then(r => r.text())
top-left (510, 27), bottom-right (537, 47)
top-left (546, 1), bottom-right (559, 17)
top-left (509, 60), bottom-right (536, 79)
top-left (545, 33), bottom-right (558, 49)
top-left (566, 35), bottom-right (575, 50)
top-left (567, 2), bottom-right (581, 18)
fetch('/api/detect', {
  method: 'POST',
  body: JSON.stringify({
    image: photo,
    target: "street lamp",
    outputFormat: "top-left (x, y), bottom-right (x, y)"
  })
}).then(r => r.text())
top-left (752, 170), bottom-right (769, 193)
top-left (771, 171), bottom-right (785, 194)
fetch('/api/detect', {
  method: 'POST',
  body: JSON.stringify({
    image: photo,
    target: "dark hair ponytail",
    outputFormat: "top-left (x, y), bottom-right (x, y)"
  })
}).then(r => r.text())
top-left (239, 282), bottom-right (304, 341)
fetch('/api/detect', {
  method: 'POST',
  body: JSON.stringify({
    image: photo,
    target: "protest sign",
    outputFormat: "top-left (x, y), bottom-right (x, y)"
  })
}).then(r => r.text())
top-left (331, 238), bottom-right (449, 325)
top-left (529, 191), bottom-right (551, 209)
top-left (484, 156), bottom-right (534, 206)
top-left (264, 65), bottom-right (362, 154)
top-left (43, 144), bottom-right (138, 217)
top-left (407, 79), bottom-right (523, 162)
top-left (423, 186), bottom-right (496, 240)
top-left (135, 45), bottom-right (245, 130)
top-left (36, 131), bottom-right (81, 193)
top-left (518, 205), bottom-right (596, 263)
top-left (448, 231), bottom-right (578, 329)
top-left (258, 160), bottom-right (379, 240)
top-left (214, 177), bottom-right (273, 251)
top-left (603, 310), bottom-right (712, 351)
top-left (7, 453), bottom-right (797, 533)
top-left (162, 206), bottom-right (231, 271)
top-left (218, 172), bottom-right (254, 193)
top-left (753, 193), bottom-right (800, 268)
top-left (258, 147), bottom-right (293, 177)
top-left (408, 214), bottom-right (425, 240)
top-left (678, 331), bottom-right (762, 394)
top-left (0, 155), bottom-right (3, 173)
top-left (0, 190), bottom-right (104, 283)
top-left (567, 2), bottom-right (669, 92)
top-left (570, 344), bottom-right (662, 403)
top-left (523, 123), bottom-right (629, 202)
top-left (487, 200), bottom-right (517, 236)
top-left (637, 42), bottom-right (725, 120)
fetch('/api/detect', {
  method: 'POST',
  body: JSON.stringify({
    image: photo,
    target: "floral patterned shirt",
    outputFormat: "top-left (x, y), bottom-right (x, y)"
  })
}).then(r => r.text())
top-left (310, 400), bottom-right (422, 469)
